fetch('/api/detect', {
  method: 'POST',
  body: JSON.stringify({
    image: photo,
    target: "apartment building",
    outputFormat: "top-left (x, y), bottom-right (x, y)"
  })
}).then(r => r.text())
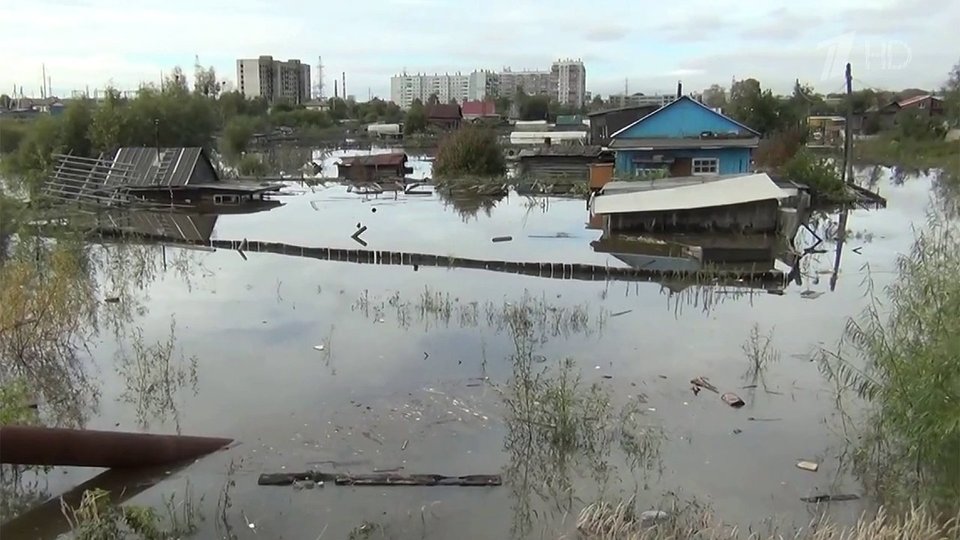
top-left (237, 56), bottom-right (311, 104)
top-left (607, 93), bottom-right (678, 108)
top-left (390, 60), bottom-right (587, 108)
top-left (552, 59), bottom-right (586, 106)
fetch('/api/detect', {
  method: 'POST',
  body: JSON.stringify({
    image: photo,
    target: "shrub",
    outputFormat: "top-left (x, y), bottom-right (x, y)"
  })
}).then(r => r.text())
top-left (222, 115), bottom-right (259, 155)
top-left (236, 154), bottom-right (267, 178)
top-left (434, 125), bottom-right (505, 178)
top-left (783, 149), bottom-right (848, 202)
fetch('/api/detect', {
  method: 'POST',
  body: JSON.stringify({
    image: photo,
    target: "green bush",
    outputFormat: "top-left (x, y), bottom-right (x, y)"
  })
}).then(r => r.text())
top-left (434, 125), bottom-right (505, 178)
top-left (783, 149), bottom-right (848, 202)
top-left (222, 115), bottom-right (260, 155)
top-left (236, 154), bottom-right (267, 178)
top-left (270, 109), bottom-right (332, 129)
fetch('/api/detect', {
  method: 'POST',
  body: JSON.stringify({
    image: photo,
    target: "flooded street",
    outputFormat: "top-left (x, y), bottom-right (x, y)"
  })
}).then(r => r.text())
top-left (2, 158), bottom-right (954, 539)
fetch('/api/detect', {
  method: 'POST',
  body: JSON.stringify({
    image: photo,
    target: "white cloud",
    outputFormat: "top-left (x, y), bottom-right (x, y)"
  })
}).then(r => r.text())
top-left (1, 0), bottom-right (957, 99)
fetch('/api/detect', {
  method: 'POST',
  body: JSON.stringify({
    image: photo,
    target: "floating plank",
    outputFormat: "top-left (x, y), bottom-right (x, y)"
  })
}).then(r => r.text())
top-left (0, 426), bottom-right (232, 468)
top-left (258, 471), bottom-right (501, 487)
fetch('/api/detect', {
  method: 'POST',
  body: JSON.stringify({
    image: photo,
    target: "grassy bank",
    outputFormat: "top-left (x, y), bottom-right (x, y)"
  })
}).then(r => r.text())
top-left (852, 136), bottom-right (959, 172)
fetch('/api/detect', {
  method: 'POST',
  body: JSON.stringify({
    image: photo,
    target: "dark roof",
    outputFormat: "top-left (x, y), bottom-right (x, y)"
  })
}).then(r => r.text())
top-left (517, 145), bottom-right (606, 158)
top-left (461, 101), bottom-right (496, 116)
top-left (105, 147), bottom-right (215, 187)
top-left (339, 153), bottom-right (408, 167)
top-left (610, 96), bottom-right (761, 138)
top-left (587, 105), bottom-right (659, 117)
top-left (426, 103), bottom-right (462, 120)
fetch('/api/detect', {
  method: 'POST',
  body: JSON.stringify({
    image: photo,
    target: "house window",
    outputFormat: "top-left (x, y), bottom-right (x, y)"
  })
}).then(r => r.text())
top-left (692, 158), bottom-right (719, 175)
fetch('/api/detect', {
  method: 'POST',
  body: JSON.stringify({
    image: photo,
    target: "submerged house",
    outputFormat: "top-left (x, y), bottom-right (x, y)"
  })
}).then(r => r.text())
top-left (607, 96), bottom-right (760, 178)
top-left (46, 147), bottom-right (282, 207)
top-left (516, 146), bottom-right (611, 179)
top-left (337, 153), bottom-right (412, 182)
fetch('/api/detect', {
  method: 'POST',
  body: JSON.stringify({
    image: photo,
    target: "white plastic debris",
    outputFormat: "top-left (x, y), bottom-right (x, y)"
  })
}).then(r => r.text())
top-left (313, 344), bottom-right (325, 351)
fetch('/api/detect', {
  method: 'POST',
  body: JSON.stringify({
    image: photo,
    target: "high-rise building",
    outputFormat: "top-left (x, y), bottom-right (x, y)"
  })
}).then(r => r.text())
top-left (389, 60), bottom-right (587, 108)
top-left (390, 72), bottom-right (478, 108)
top-left (498, 68), bottom-right (552, 98)
top-left (237, 56), bottom-right (311, 104)
top-left (552, 59), bottom-right (586, 106)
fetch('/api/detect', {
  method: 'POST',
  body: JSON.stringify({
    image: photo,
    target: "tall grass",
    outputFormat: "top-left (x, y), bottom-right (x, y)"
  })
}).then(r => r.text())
top-left (820, 213), bottom-right (960, 512)
top-left (577, 499), bottom-right (960, 539)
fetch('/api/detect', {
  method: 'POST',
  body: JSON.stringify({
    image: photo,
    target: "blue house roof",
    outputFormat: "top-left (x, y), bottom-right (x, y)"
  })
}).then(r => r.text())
top-left (610, 96), bottom-right (760, 139)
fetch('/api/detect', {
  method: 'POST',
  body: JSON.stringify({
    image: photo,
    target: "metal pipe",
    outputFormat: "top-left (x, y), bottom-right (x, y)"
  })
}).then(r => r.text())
top-left (0, 426), bottom-right (232, 468)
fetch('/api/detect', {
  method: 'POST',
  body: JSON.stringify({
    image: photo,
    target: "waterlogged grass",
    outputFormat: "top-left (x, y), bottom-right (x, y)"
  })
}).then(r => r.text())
top-left (821, 213), bottom-right (960, 512)
top-left (577, 499), bottom-right (960, 539)
top-left (62, 482), bottom-right (202, 540)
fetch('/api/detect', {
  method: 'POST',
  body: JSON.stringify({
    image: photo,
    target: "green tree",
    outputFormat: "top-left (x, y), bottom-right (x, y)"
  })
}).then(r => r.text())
top-left (59, 99), bottom-right (95, 157)
top-left (943, 59), bottom-right (960, 126)
top-left (222, 115), bottom-right (259, 155)
top-left (434, 125), bottom-right (505, 178)
top-left (701, 84), bottom-right (727, 109)
top-left (895, 109), bottom-right (947, 141)
top-left (193, 63), bottom-right (221, 98)
top-left (519, 95), bottom-right (550, 121)
top-left (0, 94), bottom-right (11, 110)
top-left (405, 99), bottom-right (427, 134)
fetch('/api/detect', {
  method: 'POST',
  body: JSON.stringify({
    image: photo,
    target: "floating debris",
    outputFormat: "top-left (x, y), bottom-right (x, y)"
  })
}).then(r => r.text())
top-left (104, 297), bottom-right (120, 303)
top-left (801, 493), bottom-right (859, 503)
top-left (796, 460), bottom-right (819, 472)
top-left (313, 344), bottom-right (325, 351)
top-left (491, 236), bottom-right (513, 243)
top-left (691, 377), bottom-right (719, 393)
top-left (609, 310), bottom-right (633, 317)
top-left (800, 290), bottom-right (824, 300)
top-left (721, 392), bottom-right (745, 408)
top-left (258, 471), bottom-right (502, 487)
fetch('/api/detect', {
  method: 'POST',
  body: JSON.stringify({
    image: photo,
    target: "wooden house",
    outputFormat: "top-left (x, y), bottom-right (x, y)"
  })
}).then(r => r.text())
top-left (425, 104), bottom-right (462, 130)
top-left (607, 96), bottom-right (759, 178)
top-left (337, 153), bottom-right (412, 182)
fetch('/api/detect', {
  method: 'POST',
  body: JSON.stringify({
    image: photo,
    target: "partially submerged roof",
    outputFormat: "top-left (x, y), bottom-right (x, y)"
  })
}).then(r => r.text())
top-left (339, 153), bottom-right (408, 167)
top-left (105, 147), bottom-right (216, 187)
top-left (592, 173), bottom-right (788, 215)
top-left (610, 96), bottom-right (761, 139)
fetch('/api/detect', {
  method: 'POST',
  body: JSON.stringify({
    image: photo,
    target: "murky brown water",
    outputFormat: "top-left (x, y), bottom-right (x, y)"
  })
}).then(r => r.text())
top-left (2, 160), bottom-right (955, 539)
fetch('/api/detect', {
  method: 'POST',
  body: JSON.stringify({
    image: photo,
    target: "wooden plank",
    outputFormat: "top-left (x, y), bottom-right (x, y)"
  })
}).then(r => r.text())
top-left (257, 471), bottom-right (501, 487)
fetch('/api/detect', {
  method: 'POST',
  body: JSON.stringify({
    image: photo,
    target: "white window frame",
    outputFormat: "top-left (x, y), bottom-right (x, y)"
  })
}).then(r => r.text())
top-left (692, 158), bottom-right (719, 176)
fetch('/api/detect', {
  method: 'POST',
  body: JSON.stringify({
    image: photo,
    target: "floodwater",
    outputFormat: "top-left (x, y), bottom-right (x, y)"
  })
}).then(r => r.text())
top-left (2, 158), bottom-right (956, 539)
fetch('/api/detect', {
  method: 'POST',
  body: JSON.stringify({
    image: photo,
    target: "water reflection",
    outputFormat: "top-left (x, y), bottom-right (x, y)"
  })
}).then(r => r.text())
top-left (115, 319), bottom-right (199, 434)
top-left (438, 190), bottom-right (505, 222)
top-left (498, 296), bottom-right (663, 538)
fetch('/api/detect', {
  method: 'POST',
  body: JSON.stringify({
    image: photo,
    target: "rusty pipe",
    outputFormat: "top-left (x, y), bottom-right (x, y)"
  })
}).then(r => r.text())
top-left (0, 425), bottom-right (232, 468)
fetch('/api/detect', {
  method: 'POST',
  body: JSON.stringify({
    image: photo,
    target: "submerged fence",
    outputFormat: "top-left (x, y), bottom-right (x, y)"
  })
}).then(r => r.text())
top-left (96, 233), bottom-right (786, 287)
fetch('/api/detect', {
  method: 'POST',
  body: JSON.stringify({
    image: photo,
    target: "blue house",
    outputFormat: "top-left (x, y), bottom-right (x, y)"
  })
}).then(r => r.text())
top-left (608, 96), bottom-right (760, 178)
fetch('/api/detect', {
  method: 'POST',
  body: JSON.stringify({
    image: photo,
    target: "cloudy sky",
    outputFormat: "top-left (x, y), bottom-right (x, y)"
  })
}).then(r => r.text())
top-left (2, 0), bottom-right (958, 100)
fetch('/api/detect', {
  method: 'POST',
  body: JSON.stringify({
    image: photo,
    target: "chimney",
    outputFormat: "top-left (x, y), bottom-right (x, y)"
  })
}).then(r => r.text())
top-left (334, 80), bottom-right (338, 98)
top-left (676, 80), bottom-right (682, 98)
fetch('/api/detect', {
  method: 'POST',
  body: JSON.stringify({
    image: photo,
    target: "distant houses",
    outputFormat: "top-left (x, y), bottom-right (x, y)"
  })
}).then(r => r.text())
top-left (864, 94), bottom-right (945, 132)
top-left (461, 101), bottom-right (498, 121)
top-left (606, 96), bottom-right (760, 178)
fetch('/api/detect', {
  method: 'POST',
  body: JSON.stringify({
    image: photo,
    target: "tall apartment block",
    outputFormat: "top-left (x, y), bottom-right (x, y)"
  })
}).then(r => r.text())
top-left (389, 59), bottom-right (586, 109)
top-left (237, 56), bottom-right (311, 105)
top-left (551, 59), bottom-right (586, 106)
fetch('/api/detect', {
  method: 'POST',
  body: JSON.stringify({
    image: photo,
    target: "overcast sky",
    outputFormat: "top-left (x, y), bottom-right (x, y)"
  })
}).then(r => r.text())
top-left (2, 0), bottom-right (958, 100)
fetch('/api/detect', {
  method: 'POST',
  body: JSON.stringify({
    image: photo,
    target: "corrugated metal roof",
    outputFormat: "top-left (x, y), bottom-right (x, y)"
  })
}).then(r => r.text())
top-left (897, 94), bottom-right (937, 107)
top-left (591, 173), bottom-right (788, 215)
top-left (339, 153), bottom-right (408, 167)
top-left (104, 147), bottom-right (210, 187)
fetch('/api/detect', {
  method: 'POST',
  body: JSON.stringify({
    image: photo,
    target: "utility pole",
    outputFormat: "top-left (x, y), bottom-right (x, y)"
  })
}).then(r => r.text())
top-left (840, 62), bottom-right (854, 185)
top-left (342, 72), bottom-right (346, 100)
top-left (316, 56), bottom-right (324, 100)
top-left (832, 62), bottom-right (854, 292)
